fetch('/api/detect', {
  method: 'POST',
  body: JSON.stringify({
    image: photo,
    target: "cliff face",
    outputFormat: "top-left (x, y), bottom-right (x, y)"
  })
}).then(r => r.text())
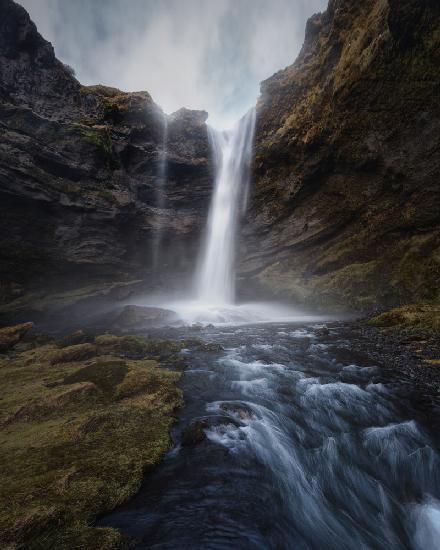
top-left (241, 0), bottom-right (440, 310)
top-left (1, 0), bottom-right (439, 317)
top-left (0, 0), bottom-right (212, 309)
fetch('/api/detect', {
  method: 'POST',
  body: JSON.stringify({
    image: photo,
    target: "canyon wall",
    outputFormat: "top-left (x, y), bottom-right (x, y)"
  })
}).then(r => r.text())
top-left (0, 0), bottom-right (212, 310)
top-left (240, 0), bottom-right (440, 310)
top-left (1, 0), bottom-right (439, 317)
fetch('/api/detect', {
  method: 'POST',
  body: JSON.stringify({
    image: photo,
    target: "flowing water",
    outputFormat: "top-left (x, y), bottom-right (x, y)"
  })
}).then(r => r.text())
top-left (108, 109), bottom-right (440, 548)
top-left (101, 322), bottom-right (440, 549)
top-left (196, 109), bottom-right (256, 305)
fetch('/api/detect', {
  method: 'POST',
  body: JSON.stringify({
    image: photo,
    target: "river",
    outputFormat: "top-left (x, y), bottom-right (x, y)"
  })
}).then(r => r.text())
top-left (100, 320), bottom-right (440, 549)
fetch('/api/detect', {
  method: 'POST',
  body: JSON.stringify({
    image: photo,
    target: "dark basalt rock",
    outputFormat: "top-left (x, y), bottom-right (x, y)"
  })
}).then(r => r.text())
top-left (239, 0), bottom-right (440, 311)
top-left (180, 415), bottom-right (243, 447)
top-left (181, 419), bottom-right (209, 446)
top-left (0, 0), bottom-right (213, 317)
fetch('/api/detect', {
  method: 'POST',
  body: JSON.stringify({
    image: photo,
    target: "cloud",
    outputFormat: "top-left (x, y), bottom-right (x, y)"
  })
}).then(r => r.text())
top-left (19, 0), bottom-right (327, 128)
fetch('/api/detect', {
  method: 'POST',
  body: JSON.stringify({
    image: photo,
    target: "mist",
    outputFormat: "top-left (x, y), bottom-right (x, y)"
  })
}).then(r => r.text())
top-left (19, 0), bottom-right (327, 128)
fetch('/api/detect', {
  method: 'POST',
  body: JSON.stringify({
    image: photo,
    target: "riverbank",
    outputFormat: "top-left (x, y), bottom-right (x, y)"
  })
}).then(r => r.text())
top-left (319, 304), bottom-right (440, 435)
top-left (0, 325), bottom-right (196, 549)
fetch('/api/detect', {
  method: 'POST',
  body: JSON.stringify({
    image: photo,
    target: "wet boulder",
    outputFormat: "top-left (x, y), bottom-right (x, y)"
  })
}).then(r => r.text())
top-left (181, 419), bottom-right (209, 446)
top-left (112, 305), bottom-right (180, 329)
top-left (219, 402), bottom-right (256, 421)
top-left (181, 415), bottom-right (244, 446)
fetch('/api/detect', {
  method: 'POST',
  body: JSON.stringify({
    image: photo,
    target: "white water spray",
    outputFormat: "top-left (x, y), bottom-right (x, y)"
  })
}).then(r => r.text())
top-left (196, 108), bottom-right (256, 304)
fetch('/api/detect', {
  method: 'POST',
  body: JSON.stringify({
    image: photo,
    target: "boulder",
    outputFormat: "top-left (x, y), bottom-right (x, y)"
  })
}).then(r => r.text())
top-left (50, 343), bottom-right (96, 365)
top-left (113, 305), bottom-right (180, 329)
top-left (0, 322), bottom-right (33, 352)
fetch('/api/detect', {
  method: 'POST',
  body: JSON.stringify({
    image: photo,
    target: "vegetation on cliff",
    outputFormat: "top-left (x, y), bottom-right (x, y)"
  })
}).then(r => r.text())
top-left (241, 0), bottom-right (440, 310)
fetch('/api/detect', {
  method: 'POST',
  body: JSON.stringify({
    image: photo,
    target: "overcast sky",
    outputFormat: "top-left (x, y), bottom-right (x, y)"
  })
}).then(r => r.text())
top-left (19, 0), bottom-right (327, 128)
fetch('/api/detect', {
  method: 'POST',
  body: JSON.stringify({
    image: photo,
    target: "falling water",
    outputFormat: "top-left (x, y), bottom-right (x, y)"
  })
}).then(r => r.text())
top-left (196, 109), bottom-right (256, 304)
top-left (142, 106), bottom-right (314, 323)
top-left (152, 114), bottom-right (168, 271)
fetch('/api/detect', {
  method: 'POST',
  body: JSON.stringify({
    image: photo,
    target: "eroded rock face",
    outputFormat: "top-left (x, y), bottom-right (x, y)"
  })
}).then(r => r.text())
top-left (240, 0), bottom-right (440, 311)
top-left (0, 0), bottom-right (212, 309)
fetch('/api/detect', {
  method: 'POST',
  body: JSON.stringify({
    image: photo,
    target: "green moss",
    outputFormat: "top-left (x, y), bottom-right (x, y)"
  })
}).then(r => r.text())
top-left (368, 304), bottom-right (440, 332)
top-left (0, 330), bottom-right (182, 549)
top-left (80, 85), bottom-right (124, 98)
top-left (75, 125), bottom-right (119, 170)
top-left (0, 322), bottom-right (33, 352)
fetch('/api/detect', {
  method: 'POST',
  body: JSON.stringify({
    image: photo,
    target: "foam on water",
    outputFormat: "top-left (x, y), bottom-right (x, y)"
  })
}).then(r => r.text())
top-left (413, 497), bottom-right (440, 550)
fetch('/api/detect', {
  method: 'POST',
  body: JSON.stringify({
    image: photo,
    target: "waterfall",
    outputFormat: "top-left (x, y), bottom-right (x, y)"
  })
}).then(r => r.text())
top-left (152, 114), bottom-right (168, 271)
top-left (196, 108), bottom-right (256, 304)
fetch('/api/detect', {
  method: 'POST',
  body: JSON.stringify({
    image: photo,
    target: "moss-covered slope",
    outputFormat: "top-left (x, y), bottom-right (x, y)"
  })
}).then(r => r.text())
top-left (0, 327), bottom-right (186, 549)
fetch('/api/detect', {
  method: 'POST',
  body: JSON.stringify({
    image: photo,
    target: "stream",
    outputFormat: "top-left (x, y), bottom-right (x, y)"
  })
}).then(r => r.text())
top-left (100, 321), bottom-right (440, 549)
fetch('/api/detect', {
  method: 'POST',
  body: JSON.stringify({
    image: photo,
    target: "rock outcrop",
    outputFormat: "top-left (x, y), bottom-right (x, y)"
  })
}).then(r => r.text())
top-left (0, 0), bottom-right (212, 314)
top-left (240, 0), bottom-right (440, 310)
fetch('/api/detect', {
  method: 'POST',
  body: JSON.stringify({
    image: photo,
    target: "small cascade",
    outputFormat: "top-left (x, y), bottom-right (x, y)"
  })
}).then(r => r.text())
top-left (152, 114), bottom-right (168, 271)
top-left (196, 108), bottom-right (256, 304)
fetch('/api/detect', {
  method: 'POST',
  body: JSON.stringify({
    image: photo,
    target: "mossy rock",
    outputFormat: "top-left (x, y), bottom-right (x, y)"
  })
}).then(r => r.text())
top-left (50, 343), bottom-right (97, 365)
top-left (0, 322), bottom-right (33, 352)
top-left (94, 334), bottom-right (183, 360)
top-left (63, 358), bottom-right (128, 394)
top-left (59, 330), bottom-right (93, 348)
top-left (368, 304), bottom-right (440, 332)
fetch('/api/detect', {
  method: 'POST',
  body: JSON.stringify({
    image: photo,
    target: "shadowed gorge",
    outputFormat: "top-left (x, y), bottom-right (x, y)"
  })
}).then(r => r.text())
top-left (0, 0), bottom-right (439, 548)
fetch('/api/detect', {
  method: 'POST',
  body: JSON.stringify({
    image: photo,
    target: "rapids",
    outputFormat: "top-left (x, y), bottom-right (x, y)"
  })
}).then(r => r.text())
top-left (100, 322), bottom-right (440, 549)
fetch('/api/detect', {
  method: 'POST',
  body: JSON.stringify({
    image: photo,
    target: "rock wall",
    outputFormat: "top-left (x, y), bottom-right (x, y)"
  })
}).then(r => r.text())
top-left (240, 0), bottom-right (440, 311)
top-left (1, 0), bottom-right (439, 316)
top-left (0, 0), bottom-right (212, 307)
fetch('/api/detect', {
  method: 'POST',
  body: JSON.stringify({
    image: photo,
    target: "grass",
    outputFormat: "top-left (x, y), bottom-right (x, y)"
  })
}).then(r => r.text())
top-left (0, 328), bottom-right (184, 549)
top-left (368, 304), bottom-right (440, 332)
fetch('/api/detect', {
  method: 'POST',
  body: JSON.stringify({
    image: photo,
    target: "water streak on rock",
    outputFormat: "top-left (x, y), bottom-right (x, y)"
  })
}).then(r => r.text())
top-left (152, 113), bottom-right (169, 271)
